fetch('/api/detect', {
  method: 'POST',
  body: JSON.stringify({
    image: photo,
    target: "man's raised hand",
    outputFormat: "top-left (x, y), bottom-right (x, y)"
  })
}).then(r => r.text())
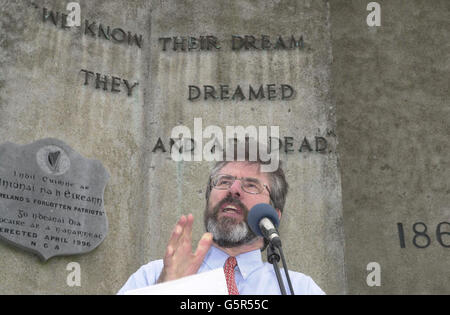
top-left (157, 214), bottom-right (213, 283)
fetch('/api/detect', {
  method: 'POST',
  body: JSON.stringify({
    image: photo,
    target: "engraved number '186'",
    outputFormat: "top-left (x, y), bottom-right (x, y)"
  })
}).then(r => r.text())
top-left (397, 222), bottom-right (450, 248)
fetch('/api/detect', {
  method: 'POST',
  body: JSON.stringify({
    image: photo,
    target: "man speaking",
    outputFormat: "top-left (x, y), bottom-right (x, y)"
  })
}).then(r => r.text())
top-left (118, 142), bottom-right (324, 295)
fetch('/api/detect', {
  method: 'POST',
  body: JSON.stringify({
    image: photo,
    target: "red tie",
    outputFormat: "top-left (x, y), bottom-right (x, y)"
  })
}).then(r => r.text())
top-left (224, 256), bottom-right (239, 295)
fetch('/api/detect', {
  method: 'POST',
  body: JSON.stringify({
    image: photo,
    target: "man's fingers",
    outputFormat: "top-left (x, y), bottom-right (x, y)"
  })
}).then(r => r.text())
top-left (162, 219), bottom-right (213, 282)
top-left (164, 245), bottom-right (174, 261)
top-left (181, 214), bottom-right (194, 247)
top-left (167, 215), bottom-right (187, 250)
top-left (194, 232), bottom-right (213, 260)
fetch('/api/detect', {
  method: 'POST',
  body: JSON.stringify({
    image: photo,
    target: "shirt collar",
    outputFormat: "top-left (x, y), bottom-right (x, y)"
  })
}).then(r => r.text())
top-left (203, 245), bottom-right (264, 280)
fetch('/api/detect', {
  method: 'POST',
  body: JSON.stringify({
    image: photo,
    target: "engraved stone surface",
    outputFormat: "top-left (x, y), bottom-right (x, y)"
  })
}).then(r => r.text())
top-left (0, 138), bottom-right (109, 261)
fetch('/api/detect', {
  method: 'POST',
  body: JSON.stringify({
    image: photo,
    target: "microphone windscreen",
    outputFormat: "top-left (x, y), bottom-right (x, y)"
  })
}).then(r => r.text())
top-left (247, 203), bottom-right (280, 237)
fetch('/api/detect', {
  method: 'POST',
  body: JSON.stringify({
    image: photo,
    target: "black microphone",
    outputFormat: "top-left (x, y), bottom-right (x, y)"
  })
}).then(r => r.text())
top-left (248, 203), bottom-right (281, 247)
top-left (248, 203), bottom-right (295, 295)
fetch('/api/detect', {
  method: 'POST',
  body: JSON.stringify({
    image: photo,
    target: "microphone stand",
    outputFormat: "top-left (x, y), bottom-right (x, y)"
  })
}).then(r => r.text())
top-left (267, 243), bottom-right (287, 295)
top-left (278, 244), bottom-right (295, 295)
top-left (266, 230), bottom-right (295, 295)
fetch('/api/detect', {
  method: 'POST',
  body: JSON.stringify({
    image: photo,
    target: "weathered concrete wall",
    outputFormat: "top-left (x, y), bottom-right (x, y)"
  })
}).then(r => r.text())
top-left (143, 0), bottom-right (346, 295)
top-left (1, 0), bottom-right (447, 295)
top-left (0, 0), bottom-right (150, 294)
top-left (330, 0), bottom-right (450, 294)
top-left (0, 0), bottom-right (346, 294)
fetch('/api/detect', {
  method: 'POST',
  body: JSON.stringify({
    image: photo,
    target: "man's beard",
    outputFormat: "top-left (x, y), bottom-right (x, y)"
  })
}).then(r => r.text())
top-left (204, 195), bottom-right (258, 248)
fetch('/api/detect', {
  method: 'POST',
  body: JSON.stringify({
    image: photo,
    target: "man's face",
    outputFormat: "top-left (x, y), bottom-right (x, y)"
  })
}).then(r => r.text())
top-left (204, 162), bottom-right (273, 248)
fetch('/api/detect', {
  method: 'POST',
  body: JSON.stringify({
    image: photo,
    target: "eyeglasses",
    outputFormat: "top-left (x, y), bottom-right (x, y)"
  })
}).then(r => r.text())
top-left (211, 174), bottom-right (272, 197)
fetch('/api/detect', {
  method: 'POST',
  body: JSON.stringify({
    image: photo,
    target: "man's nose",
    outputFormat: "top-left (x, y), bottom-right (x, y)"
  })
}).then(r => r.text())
top-left (228, 179), bottom-right (242, 198)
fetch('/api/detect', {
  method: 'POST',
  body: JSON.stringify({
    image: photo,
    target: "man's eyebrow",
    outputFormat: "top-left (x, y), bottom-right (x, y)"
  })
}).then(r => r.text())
top-left (242, 177), bottom-right (260, 182)
top-left (215, 175), bottom-right (263, 182)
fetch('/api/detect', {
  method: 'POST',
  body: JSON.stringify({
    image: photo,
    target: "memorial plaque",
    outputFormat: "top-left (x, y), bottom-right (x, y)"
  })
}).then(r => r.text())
top-left (0, 138), bottom-right (109, 261)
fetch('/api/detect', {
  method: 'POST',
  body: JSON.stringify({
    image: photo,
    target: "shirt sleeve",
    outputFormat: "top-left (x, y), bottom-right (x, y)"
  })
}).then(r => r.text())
top-left (288, 271), bottom-right (326, 295)
top-left (304, 275), bottom-right (326, 295)
top-left (116, 259), bottom-right (164, 295)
